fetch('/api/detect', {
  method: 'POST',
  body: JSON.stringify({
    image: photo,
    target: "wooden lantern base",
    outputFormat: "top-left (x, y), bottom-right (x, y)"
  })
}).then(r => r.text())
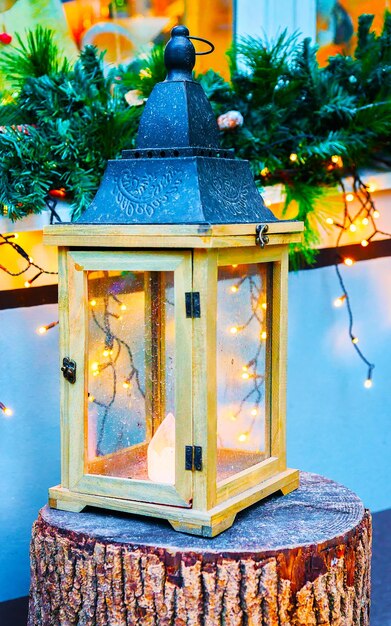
top-left (30, 472), bottom-right (371, 625)
top-left (48, 468), bottom-right (299, 537)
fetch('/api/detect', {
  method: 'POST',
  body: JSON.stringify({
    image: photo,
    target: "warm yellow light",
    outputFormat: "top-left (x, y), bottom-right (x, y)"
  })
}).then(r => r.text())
top-left (331, 155), bottom-right (341, 164)
top-left (251, 409), bottom-right (257, 416)
top-left (241, 372), bottom-right (250, 380)
top-left (367, 183), bottom-right (377, 193)
top-left (242, 365), bottom-right (248, 371)
top-left (120, 304), bottom-right (127, 311)
top-left (230, 326), bottom-right (238, 334)
top-left (88, 395), bottom-right (95, 403)
top-left (333, 295), bottom-right (346, 308)
top-left (91, 362), bottom-right (99, 371)
top-left (92, 371), bottom-right (99, 377)
top-left (103, 349), bottom-right (110, 357)
top-left (344, 258), bottom-right (354, 266)
top-left (37, 326), bottom-right (47, 334)
top-left (326, 217), bottom-right (334, 225)
top-left (260, 167), bottom-right (269, 176)
top-left (349, 223), bottom-right (357, 232)
top-left (28, 256), bottom-right (34, 263)
top-left (238, 433), bottom-right (248, 443)
top-left (346, 193), bottom-right (354, 202)
top-left (24, 280), bottom-right (31, 288)
top-left (231, 285), bottom-right (238, 293)
top-left (12, 233), bottom-right (19, 239)
top-left (373, 210), bottom-right (380, 219)
top-left (261, 303), bottom-right (267, 310)
top-left (264, 199), bottom-right (272, 207)
top-left (352, 337), bottom-right (359, 344)
top-left (231, 264), bottom-right (238, 268)
top-left (90, 299), bottom-right (97, 307)
top-left (361, 239), bottom-right (369, 247)
top-left (289, 153), bottom-right (298, 162)
top-left (261, 331), bottom-right (267, 340)
top-left (364, 379), bottom-right (373, 389)
top-left (123, 381), bottom-right (130, 389)
top-left (362, 217), bottom-right (369, 226)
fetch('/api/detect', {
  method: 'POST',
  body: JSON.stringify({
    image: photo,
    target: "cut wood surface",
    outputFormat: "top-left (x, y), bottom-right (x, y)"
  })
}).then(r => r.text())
top-left (28, 472), bottom-right (371, 625)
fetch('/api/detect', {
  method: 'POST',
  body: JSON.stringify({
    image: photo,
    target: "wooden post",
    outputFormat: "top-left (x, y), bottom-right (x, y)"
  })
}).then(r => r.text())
top-left (29, 473), bottom-right (371, 625)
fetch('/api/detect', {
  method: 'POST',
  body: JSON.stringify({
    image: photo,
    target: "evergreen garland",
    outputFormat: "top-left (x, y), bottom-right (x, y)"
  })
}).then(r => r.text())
top-left (0, 15), bottom-right (390, 260)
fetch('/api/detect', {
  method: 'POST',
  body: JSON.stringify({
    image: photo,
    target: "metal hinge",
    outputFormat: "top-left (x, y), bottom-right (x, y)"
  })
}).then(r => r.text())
top-left (185, 445), bottom-right (203, 471)
top-left (185, 292), bottom-right (201, 318)
top-left (255, 223), bottom-right (269, 248)
top-left (61, 357), bottom-right (76, 384)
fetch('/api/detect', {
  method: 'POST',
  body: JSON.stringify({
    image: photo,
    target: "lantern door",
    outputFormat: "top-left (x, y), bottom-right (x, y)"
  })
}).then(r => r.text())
top-left (213, 245), bottom-right (288, 505)
top-left (63, 250), bottom-right (193, 508)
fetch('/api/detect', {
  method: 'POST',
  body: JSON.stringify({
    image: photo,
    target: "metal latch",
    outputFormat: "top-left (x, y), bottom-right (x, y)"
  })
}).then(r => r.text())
top-left (185, 292), bottom-right (201, 318)
top-left (185, 445), bottom-right (203, 471)
top-left (61, 357), bottom-right (76, 384)
top-left (255, 224), bottom-right (269, 248)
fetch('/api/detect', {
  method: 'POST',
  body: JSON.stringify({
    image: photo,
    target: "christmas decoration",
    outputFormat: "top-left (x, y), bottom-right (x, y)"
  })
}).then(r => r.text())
top-left (217, 109), bottom-right (244, 130)
top-left (0, 32), bottom-right (12, 45)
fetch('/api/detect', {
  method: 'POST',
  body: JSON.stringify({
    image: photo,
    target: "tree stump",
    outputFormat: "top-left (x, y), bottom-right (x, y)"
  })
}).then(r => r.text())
top-left (28, 472), bottom-right (371, 625)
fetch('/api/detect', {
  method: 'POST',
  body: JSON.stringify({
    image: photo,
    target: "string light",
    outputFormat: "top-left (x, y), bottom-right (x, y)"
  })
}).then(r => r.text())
top-left (37, 321), bottom-right (59, 334)
top-left (264, 199), bottom-right (272, 207)
top-left (326, 217), bottom-right (334, 225)
top-left (90, 299), bottom-right (97, 307)
top-left (0, 233), bottom-right (57, 285)
top-left (0, 402), bottom-right (13, 416)
top-left (260, 167), bottom-right (269, 176)
top-left (351, 336), bottom-right (359, 344)
top-left (261, 303), bottom-right (267, 310)
top-left (362, 217), bottom-right (369, 226)
top-left (373, 210), bottom-right (380, 219)
top-left (364, 378), bottom-right (373, 389)
top-left (333, 295), bottom-right (346, 307)
top-left (230, 326), bottom-right (238, 334)
top-left (230, 285), bottom-right (238, 293)
top-left (361, 239), bottom-right (369, 247)
top-left (344, 257), bottom-right (354, 266)
top-left (261, 331), bottom-right (267, 340)
top-left (349, 223), bottom-right (357, 232)
top-left (251, 408), bottom-right (257, 416)
top-left (238, 433), bottom-right (248, 443)
top-left (346, 193), bottom-right (354, 202)
top-left (120, 304), bottom-right (127, 311)
top-left (289, 153), bottom-right (298, 162)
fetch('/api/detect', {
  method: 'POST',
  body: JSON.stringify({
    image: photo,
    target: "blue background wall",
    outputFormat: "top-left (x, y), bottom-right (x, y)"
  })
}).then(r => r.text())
top-left (1, 256), bottom-right (390, 601)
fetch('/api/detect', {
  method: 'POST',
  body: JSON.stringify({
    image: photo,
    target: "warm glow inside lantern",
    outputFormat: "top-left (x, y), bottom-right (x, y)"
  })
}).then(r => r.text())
top-left (44, 26), bottom-right (304, 537)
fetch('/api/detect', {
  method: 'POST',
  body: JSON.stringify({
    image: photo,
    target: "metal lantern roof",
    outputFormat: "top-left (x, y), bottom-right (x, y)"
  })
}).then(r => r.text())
top-left (76, 25), bottom-right (278, 226)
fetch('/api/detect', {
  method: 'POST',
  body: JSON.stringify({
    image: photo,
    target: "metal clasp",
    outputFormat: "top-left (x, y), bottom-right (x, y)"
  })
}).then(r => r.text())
top-left (61, 357), bottom-right (76, 384)
top-left (255, 224), bottom-right (269, 248)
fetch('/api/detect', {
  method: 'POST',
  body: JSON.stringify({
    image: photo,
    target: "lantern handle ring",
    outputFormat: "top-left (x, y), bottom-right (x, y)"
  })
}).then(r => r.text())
top-left (187, 36), bottom-right (215, 56)
top-left (255, 224), bottom-right (269, 248)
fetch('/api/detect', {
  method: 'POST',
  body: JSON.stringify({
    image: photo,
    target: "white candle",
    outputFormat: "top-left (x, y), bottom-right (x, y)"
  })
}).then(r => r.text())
top-left (147, 412), bottom-right (175, 484)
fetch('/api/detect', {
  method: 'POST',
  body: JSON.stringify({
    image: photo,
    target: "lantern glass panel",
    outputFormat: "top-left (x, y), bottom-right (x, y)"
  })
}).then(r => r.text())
top-left (86, 269), bottom-right (176, 483)
top-left (216, 262), bottom-right (270, 483)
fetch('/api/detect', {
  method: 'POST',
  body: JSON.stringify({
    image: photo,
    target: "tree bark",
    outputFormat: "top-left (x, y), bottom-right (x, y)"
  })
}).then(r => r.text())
top-left (28, 472), bottom-right (371, 625)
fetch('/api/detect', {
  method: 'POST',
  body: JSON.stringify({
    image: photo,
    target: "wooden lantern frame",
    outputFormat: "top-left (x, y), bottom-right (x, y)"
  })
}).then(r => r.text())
top-left (44, 220), bottom-right (303, 537)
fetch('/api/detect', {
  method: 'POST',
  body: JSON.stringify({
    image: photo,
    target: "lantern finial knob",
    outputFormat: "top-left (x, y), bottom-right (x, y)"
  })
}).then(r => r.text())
top-left (164, 25), bottom-right (195, 81)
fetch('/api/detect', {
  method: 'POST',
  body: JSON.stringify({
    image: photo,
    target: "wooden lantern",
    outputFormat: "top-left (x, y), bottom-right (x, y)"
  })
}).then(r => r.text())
top-left (44, 26), bottom-right (303, 537)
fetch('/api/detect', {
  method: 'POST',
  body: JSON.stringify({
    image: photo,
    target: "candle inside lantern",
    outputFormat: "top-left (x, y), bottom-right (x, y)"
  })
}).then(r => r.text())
top-left (147, 412), bottom-right (175, 484)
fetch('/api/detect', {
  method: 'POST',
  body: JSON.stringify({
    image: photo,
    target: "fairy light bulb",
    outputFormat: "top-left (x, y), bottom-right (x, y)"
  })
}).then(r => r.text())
top-left (361, 239), bottom-right (369, 247)
top-left (261, 331), bottom-right (267, 340)
top-left (333, 295), bottom-right (346, 307)
top-left (326, 217), bottom-right (334, 225)
top-left (88, 394), bottom-right (95, 403)
top-left (231, 285), bottom-right (238, 293)
top-left (0, 403), bottom-right (12, 416)
top-left (364, 378), bottom-right (373, 389)
top-left (260, 167), bottom-right (269, 176)
top-left (349, 223), bottom-right (357, 232)
top-left (123, 381), bottom-right (130, 389)
top-left (344, 258), bottom-right (354, 266)
top-left (331, 155), bottom-right (342, 164)
top-left (251, 408), bottom-right (257, 416)
top-left (28, 256), bottom-right (34, 263)
top-left (231, 264), bottom-right (238, 269)
top-left (261, 303), bottom-right (267, 310)
top-left (38, 326), bottom-right (47, 334)
top-left (264, 199), bottom-right (272, 207)
top-left (367, 183), bottom-right (376, 193)
top-left (120, 304), bottom-right (127, 311)
top-left (362, 217), bottom-right (369, 226)
top-left (103, 349), bottom-right (110, 357)
top-left (90, 299), bottom-right (97, 307)
top-left (91, 362), bottom-right (99, 372)
top-left (238, 433), bottom-right (248, 443)
top-left (352, 336), bottom-right (359, 344)
top-left (373, 210), bottom-right (380, 219)
top-left (346, 193), bottom-right (354, 202)
top-left (24, 280), bottom-right (31, 288)
top-left (241, 371), bottom-right (250, 380)
top-left (230, 326), bottom-right (238, 334)
top-left (289, 153), bottom-right (298, 162)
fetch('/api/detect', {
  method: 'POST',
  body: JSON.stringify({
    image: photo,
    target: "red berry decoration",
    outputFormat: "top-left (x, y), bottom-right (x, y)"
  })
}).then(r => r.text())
top-left (49, 188), bottom-right (67, 199)
top-left (0, 33), bottom-right (12, 45)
